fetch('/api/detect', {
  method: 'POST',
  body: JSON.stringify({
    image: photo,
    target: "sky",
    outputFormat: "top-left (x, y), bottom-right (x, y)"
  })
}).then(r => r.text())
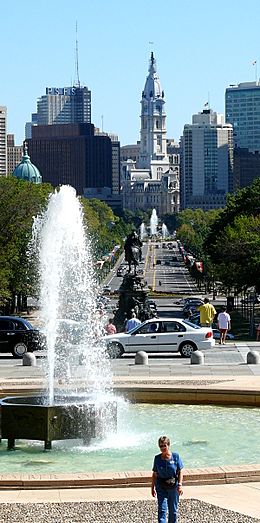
top-left (1, 0), bottom-right (260, 146)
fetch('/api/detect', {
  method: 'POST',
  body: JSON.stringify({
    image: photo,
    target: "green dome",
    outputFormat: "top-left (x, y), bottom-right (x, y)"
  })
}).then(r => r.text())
top-left (13, 143), bottom-right (42, 184)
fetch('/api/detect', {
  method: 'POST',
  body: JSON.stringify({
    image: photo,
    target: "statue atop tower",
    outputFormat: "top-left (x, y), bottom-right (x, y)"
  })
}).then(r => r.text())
top-left (138, 52), bottom-right (168, 175)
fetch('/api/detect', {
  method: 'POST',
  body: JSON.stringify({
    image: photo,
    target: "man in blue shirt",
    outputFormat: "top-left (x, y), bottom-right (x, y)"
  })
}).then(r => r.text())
top-left (125, 312), bottom-right (141, 332)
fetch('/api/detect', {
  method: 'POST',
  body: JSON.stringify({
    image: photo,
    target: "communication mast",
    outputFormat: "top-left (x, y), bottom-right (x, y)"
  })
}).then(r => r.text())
top-left (74, 21), bottom-right (80, 87)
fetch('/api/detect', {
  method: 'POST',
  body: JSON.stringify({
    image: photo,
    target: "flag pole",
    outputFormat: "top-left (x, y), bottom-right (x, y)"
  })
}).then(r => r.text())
top-left (253, 60), bottom-right (258, 83)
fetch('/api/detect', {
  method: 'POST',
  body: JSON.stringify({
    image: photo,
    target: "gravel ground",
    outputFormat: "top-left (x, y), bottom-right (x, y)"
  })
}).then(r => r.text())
top-left (0, 499), bottom-right (259, 523)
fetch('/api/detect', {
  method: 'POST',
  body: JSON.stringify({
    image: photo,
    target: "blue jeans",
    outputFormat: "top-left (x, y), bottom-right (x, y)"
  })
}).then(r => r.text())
top-left (156, 486), bottom-right (179, 523)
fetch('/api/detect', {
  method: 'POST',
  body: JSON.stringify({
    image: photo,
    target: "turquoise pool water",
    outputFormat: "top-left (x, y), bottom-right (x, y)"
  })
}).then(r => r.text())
top-left (0, 403), bottom-right (259, 473)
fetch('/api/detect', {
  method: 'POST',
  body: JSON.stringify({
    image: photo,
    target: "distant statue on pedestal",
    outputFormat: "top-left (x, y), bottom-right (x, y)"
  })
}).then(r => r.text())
top-left (124, 231), bottom-right (143, 275)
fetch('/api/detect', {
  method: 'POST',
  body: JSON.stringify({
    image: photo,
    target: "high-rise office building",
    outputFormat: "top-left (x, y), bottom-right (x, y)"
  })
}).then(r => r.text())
top-left (0, 106), bottom-right (7, 176)
top-left (25, 113), bottom-right (38, 140)
top-left (110, 137), bottom-right (120, 195)
top-left (7, 134), bottom-right (23, 174)
top-left (27, 123), bottom-right (112, 196)
top-left (37, 86), bottom-right (91, 125)
top-left (26, 86), bottom-right (91, 138)
top-left (182, 109), bottom-right (233, 210)
top-left (225, 81), bottom-right (260, 188)
top-left (226, 81), bottom-right (260, 151)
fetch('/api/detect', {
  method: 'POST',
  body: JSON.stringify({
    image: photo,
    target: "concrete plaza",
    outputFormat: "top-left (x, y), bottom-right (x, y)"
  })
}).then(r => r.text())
top-left (0, 352), bottom-right (260, 520)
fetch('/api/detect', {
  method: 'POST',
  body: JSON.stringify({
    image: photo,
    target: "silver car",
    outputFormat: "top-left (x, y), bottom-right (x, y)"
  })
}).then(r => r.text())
top-left (104, 318), bottom-right (215, 358)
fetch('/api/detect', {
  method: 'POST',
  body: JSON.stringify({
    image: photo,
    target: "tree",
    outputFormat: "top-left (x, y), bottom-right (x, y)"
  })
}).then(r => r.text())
top-left (204, 179), bottom-right (260, 292)
top-left (210, 214), bottom-right (260, 292)
top-left (0, 177), bottom-right (52, 311)
top-left (205, 178), bottom-right (260, 252)
top-left (81, 197), bottom-right (129, 257)
top-left (176, 208), bottom-right (221, 259)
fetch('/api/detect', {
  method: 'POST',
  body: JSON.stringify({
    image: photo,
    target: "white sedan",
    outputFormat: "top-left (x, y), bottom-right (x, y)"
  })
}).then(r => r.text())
top-left (104, 318), bottom-right (215, 358)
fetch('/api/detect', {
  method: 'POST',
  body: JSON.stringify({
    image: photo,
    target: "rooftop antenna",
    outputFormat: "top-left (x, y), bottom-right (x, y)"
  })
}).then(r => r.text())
top-left (252, 60), bottom-right (258, 84)
top-left (74, 21), bottom-right (80, 87)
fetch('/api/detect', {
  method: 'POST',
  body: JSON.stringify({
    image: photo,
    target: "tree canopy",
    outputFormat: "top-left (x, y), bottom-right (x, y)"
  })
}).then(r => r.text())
top-left (175, 179), bottom-right (260, 293)
top-left (204, 179), bottom-right (260, 293)
top-left (0, 177), bottom-right (52, 309)
top-left (0, 180), bottom-right (128, 312)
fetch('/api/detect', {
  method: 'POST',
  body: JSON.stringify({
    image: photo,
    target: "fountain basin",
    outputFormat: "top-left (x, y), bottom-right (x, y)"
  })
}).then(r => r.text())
top-left (1, 396), bottom-right (117, 450)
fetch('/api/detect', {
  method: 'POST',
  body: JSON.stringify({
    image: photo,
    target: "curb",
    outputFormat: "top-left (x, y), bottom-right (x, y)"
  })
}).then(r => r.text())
top-left (0, 465), bottom-right (259, 490)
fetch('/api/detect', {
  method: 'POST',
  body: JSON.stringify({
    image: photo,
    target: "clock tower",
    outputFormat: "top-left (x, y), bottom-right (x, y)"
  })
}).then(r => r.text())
top-left (138, 52), bottom-right (168, 178)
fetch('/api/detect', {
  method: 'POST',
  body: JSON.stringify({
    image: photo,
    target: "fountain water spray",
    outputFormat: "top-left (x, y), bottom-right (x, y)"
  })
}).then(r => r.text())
top-left (32, 185), bottom-right (112, 405)
top-left (161, 223), bottom-right (169, 239)
top-left (140, 222), bottom-right (147, 241)
top-left (150, 209), bottom-right (158, 236)
top-left (1, 186), bottom-right (117, 451)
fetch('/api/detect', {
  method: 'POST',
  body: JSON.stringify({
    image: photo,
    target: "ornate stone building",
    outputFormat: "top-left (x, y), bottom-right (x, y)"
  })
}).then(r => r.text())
top-left (121, 53), bottom-right (180, 215)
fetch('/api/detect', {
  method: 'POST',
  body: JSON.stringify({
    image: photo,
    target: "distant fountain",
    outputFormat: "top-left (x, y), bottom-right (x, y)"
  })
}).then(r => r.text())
top-left (150, 209), bottom-right (158, 236)
top-left (1, 186), bottom-right (117, 450)
top-left (161, 223), bottom-right (169, 239)
top-left (140, 222), bottom-right (147, 241)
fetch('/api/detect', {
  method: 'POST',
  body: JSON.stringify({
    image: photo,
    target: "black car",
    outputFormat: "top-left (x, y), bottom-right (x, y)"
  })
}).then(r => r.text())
top-left (0, 316), bottom-right (42, 358)
top-left (147, 299), bottom-right (157, 311)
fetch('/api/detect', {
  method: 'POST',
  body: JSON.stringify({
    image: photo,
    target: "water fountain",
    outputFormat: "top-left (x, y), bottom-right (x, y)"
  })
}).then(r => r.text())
top-left (1, 186), bottom-right (117, 450)
top-left (150, 208), bottom-right (158, 236)
top-left (0, 187), bottom-right (259, 477)
top-left (140, 222), bottom-right (147, 241)
top-left (161, 223), bottom-right (169, 239)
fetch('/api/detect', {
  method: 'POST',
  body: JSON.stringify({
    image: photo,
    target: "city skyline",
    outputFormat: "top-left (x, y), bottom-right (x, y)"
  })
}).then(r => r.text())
top-left (1, 0), bottom-right (260, 146)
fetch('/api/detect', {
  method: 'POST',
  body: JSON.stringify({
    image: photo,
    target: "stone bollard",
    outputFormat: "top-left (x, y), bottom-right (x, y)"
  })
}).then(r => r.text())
top-left (247, 350), bottom-right (260, 364)
top-left (22, 352), bottom-right (37, 366)
top-left (135, 351), bottom-right (148, 365)
top-left (191, 350), bottom-right (204, 365)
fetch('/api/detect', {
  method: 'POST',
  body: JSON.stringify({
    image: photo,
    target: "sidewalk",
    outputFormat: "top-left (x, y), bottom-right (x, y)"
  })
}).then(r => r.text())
top-left (0, 354), bottom-right (260, 519)
top-left (0, 483), bottom-right (259, 519)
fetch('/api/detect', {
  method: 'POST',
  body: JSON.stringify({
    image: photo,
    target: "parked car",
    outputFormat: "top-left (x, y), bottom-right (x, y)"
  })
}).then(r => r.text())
top-left (241, 296), bottom-right (260, 305)
top-left (102, 285), bottom-right (112, 294)
top-left (189, 314), bottom-right (200, 326)
top-left (174, 297), bottom-right (203, 306)
top-left (0, 316), bottom-right (43, 358)
top-left (116, 268), bottom-right (124, 277)
top-left (212, 329), bottom-right (235, 341)
top-left (189, 313), bottom-right (219, 329)
top-left (147, 299), bottom-right (157, 311)
top-left (104, 317), bottom-right (215, 358)
top-left (183, 300), bottom-right (203, 313)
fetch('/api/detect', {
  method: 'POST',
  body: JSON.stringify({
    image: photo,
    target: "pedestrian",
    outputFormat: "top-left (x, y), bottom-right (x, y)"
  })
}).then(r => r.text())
top-left (197, 297), bottom-right (216, 327)
top-left (125, 311), bottom-right (141, 332)
top-left (152, 435), bottom-right (184, 523)
top-left (104, 318), bottom-right (117, 335)
top-left (217, 306), bottom-right (231, 345)
top-left (256, 323), bottom-right (260, 341)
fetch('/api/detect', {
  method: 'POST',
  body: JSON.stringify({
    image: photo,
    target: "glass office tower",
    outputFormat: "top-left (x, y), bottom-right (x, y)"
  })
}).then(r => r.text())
top-left (225, 81), bottom-right (260, 152)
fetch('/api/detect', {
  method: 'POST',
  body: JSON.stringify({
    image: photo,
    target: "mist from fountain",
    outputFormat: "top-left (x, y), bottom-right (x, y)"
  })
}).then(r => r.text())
top-left (140, 222), bottom-right (147, 241)
top-left (161, 223), bottom-right (169, 239)
top-left (150, 209), bottom-right (158, 236)
top-left (31, 185), bottom-right (112, 406)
